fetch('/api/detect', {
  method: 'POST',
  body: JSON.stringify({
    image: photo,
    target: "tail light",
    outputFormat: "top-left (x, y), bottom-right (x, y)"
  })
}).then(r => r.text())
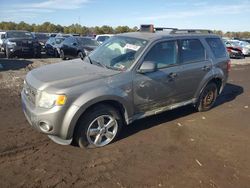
top-left (227, 60), bottom-right (231, 72)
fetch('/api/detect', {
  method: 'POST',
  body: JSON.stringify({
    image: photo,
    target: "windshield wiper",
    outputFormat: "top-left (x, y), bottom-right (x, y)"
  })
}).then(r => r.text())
top-left (94, 61), bottom-right (108, 69)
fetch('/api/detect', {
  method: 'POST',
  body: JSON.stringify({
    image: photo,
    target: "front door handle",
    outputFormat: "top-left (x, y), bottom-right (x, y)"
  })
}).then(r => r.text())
top-left (202, 65), bottom-right (211, 71)
top-left (168, 72), bottom-right (178, 79)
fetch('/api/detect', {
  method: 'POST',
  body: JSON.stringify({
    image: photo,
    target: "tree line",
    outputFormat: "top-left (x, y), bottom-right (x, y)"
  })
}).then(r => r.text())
top-left (0, 21), bottom-right (138, 35)
top-left (0, 21), bottom-right (250, 38)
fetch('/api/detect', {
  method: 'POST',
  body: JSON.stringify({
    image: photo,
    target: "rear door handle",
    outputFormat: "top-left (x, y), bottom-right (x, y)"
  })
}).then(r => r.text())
top-left (202, 65), bottom-right (211, 71)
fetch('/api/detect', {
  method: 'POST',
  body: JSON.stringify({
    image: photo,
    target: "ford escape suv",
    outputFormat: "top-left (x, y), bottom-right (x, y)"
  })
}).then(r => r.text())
top-left (21, 25), bottom-right (230, 148)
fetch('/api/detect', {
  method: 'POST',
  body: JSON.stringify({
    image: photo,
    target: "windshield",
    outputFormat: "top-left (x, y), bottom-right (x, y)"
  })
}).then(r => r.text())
top-left (55, 37), bottom-right (65, 44)
top-left (35, 33), bottom-right (48, 40)
top-left (230, 41), bottom-right (240, 47)
top-left (78, 38), bottom-right (99, 46)
top-left (88, 36), bottom-right (148, 71)
top-left (7, 32), bottom-right (33, 39)
top-left (240, 41), bottom-right (250, 46)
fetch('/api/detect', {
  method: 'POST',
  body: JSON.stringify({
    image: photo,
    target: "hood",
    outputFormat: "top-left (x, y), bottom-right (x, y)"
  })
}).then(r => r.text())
top-left (27, 59), bottom-right (119, 90)
top-left (8, 38), bottom-right (35, 42)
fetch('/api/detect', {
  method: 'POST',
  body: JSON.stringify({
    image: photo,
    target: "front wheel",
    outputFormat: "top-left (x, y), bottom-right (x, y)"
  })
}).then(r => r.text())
top-left (195, 83), bottom-right (218, 112)
top-left (74, 105), bottom-right (123, 148)
top-left (78, 51), bottom-right (84, 60)
top-left (5, 48), bottom-right (12, 59)
top-left (60, 49), bottom-right (66, 60)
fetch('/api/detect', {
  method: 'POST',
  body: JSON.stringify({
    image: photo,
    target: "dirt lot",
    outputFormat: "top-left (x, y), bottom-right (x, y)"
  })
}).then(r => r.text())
top-left (0, 54), bottom-right (250, 188)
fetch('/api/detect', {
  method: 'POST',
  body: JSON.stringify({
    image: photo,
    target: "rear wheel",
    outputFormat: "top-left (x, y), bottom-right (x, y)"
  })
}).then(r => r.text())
top-left (74, 104), bottom-right (123, 148)
top-left (195, 83), bottom-right (218, 112)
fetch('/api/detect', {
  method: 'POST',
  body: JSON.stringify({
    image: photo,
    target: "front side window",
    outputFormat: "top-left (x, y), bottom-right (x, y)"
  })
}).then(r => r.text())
top-left (179, 39), bottom-right (206, 64)
top-left (78, 38), bottom-right (99, 46)
top-left (206, 38), bottom-right (227, 58)
top-left (144, 41), bottom-right (177, 68)
top-left (89, 36), bottom-right (148, 71)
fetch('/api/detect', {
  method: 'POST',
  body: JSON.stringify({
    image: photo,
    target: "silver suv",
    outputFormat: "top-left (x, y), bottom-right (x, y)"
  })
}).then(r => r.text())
top-left (22, 26), bottom-right (230, 148)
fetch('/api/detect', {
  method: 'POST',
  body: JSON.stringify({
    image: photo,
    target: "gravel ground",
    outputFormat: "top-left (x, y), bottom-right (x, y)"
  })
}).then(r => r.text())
top-left (0, 54), bottom-right (250, 188)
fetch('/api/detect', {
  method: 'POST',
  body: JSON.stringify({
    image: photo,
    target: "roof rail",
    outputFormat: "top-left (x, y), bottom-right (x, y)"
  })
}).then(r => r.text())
top-left (154, 27), bottom-right (178, 32)
top-left (170, 29), bottom-right (213, 34)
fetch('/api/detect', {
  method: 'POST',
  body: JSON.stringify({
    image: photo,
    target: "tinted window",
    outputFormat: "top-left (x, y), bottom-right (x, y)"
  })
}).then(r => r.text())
top-left (179, 39), bottom-right (205, 64)
top-left (78, 38), bottom-right (99, 46)
top-left (64, 37), bottom-right (75, 45)
top-left (206, 38), bottom-right (227, 58)
top-left (144, 41), bottom-right (177, 68)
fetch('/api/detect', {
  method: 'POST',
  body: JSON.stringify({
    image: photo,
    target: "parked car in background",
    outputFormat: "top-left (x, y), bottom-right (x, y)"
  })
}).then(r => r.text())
top-left (224, 40), bottom-right (244, 58)
top-left (0, 31), bottom-right (6, 52)
top-left (95, 34), bottom-right (114, 44)
top-left (59, 36), bottom-right (100, 60)
top-left (22, 26), bottom-right (230, 148)
top-left (238, 41), bottom-right (250, 56)
top-left (226, 40), bottom-right (250, 56)
top-left (2, 30), bottom-right (41, 58)
top-left (32, 32), bottom-right (49, 52)
top-left (55, 33), bottom-right (79, 38)
top-left (45, 37), bottom-right (65, 57)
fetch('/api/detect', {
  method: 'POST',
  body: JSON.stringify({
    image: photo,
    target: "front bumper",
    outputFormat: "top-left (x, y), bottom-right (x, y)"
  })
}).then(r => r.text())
top-left (21, 90), bottom-right (73, 145)
top-left (8, 46), bottom-right (40, 56)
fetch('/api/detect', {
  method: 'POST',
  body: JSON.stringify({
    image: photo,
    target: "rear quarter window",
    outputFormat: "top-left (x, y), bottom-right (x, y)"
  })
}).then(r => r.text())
top-left (179, 39), bottom-right (206, 64)
top-left (206, 38), bottom-right (227, 58)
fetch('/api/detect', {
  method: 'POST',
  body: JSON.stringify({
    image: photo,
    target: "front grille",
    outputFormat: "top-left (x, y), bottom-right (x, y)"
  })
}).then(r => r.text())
top-left (22, 40), bottom-right (33, 47)
top-left (24, 81), bottom-right (37, 105)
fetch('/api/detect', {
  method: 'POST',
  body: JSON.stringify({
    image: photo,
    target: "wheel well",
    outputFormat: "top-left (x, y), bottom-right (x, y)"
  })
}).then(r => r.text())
top-left (208, 78), bottom-right (222, 94)
top-left (73, 100), bottom-right (127, 137)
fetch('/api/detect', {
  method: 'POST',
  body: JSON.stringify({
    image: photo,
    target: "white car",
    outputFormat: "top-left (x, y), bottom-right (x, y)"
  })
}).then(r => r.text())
top-left (95, 34), bottom-right (114, 44)
top-left (0, 31), bottom-right (6, 52)
top-left (227, 40), bottom-right (250, 56)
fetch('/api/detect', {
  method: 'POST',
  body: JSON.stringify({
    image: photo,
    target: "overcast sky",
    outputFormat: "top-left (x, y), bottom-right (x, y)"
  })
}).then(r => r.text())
top-left (0, 0), bottom-right (250, 31)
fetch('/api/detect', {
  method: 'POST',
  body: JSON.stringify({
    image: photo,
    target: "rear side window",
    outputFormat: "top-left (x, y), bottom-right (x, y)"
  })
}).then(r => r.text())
top-left (206, 38), bottom-right (227, 58)
top-left (179, 39), bottom-right (206, 64)
top-left (144, 41), bottom-right (177, 68)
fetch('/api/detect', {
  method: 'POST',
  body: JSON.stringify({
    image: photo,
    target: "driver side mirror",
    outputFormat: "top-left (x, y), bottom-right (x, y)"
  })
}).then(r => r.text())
top-left (72, 42), bottom-right (77, 46)
top-left (137, 61), bottom-right (157, 73)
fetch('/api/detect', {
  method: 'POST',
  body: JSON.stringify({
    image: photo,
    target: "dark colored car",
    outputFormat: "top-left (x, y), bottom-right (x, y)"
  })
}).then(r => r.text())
top-left (2, 30), bottom-right (41, 58)
top-left (59, 37), bottom-right (100, 60)
top-left (45, 37), bottom-right (65, 57)
top-left (32, 32), bottom-right (49, 52)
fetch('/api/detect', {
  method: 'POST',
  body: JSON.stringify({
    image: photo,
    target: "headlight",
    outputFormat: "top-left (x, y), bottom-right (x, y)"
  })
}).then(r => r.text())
top-left (7, 41), bottom-right (16, 46)
top-left (231, 50), bottom-right (238, 53)
top-left (38, 91), bottom-right (67, 109)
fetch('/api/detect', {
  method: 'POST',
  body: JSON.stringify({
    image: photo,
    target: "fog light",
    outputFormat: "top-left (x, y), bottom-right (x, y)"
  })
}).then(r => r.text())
top-left (39, 121), bottom-right (53, 132)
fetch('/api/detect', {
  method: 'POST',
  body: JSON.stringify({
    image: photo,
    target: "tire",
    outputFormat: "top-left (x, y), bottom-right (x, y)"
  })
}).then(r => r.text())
top-left (6, 48), bottom-right (12, 59)
top-left (195, 82), bottom-right (218, 112)
top-left (60, 49), bottom-right (66, 60)
top-left (77, 51), bottom-right (84, 60)
top-left (74, 104), bottom-right (123, 149)
top-left (54, 49), bottom-right (59, 58)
